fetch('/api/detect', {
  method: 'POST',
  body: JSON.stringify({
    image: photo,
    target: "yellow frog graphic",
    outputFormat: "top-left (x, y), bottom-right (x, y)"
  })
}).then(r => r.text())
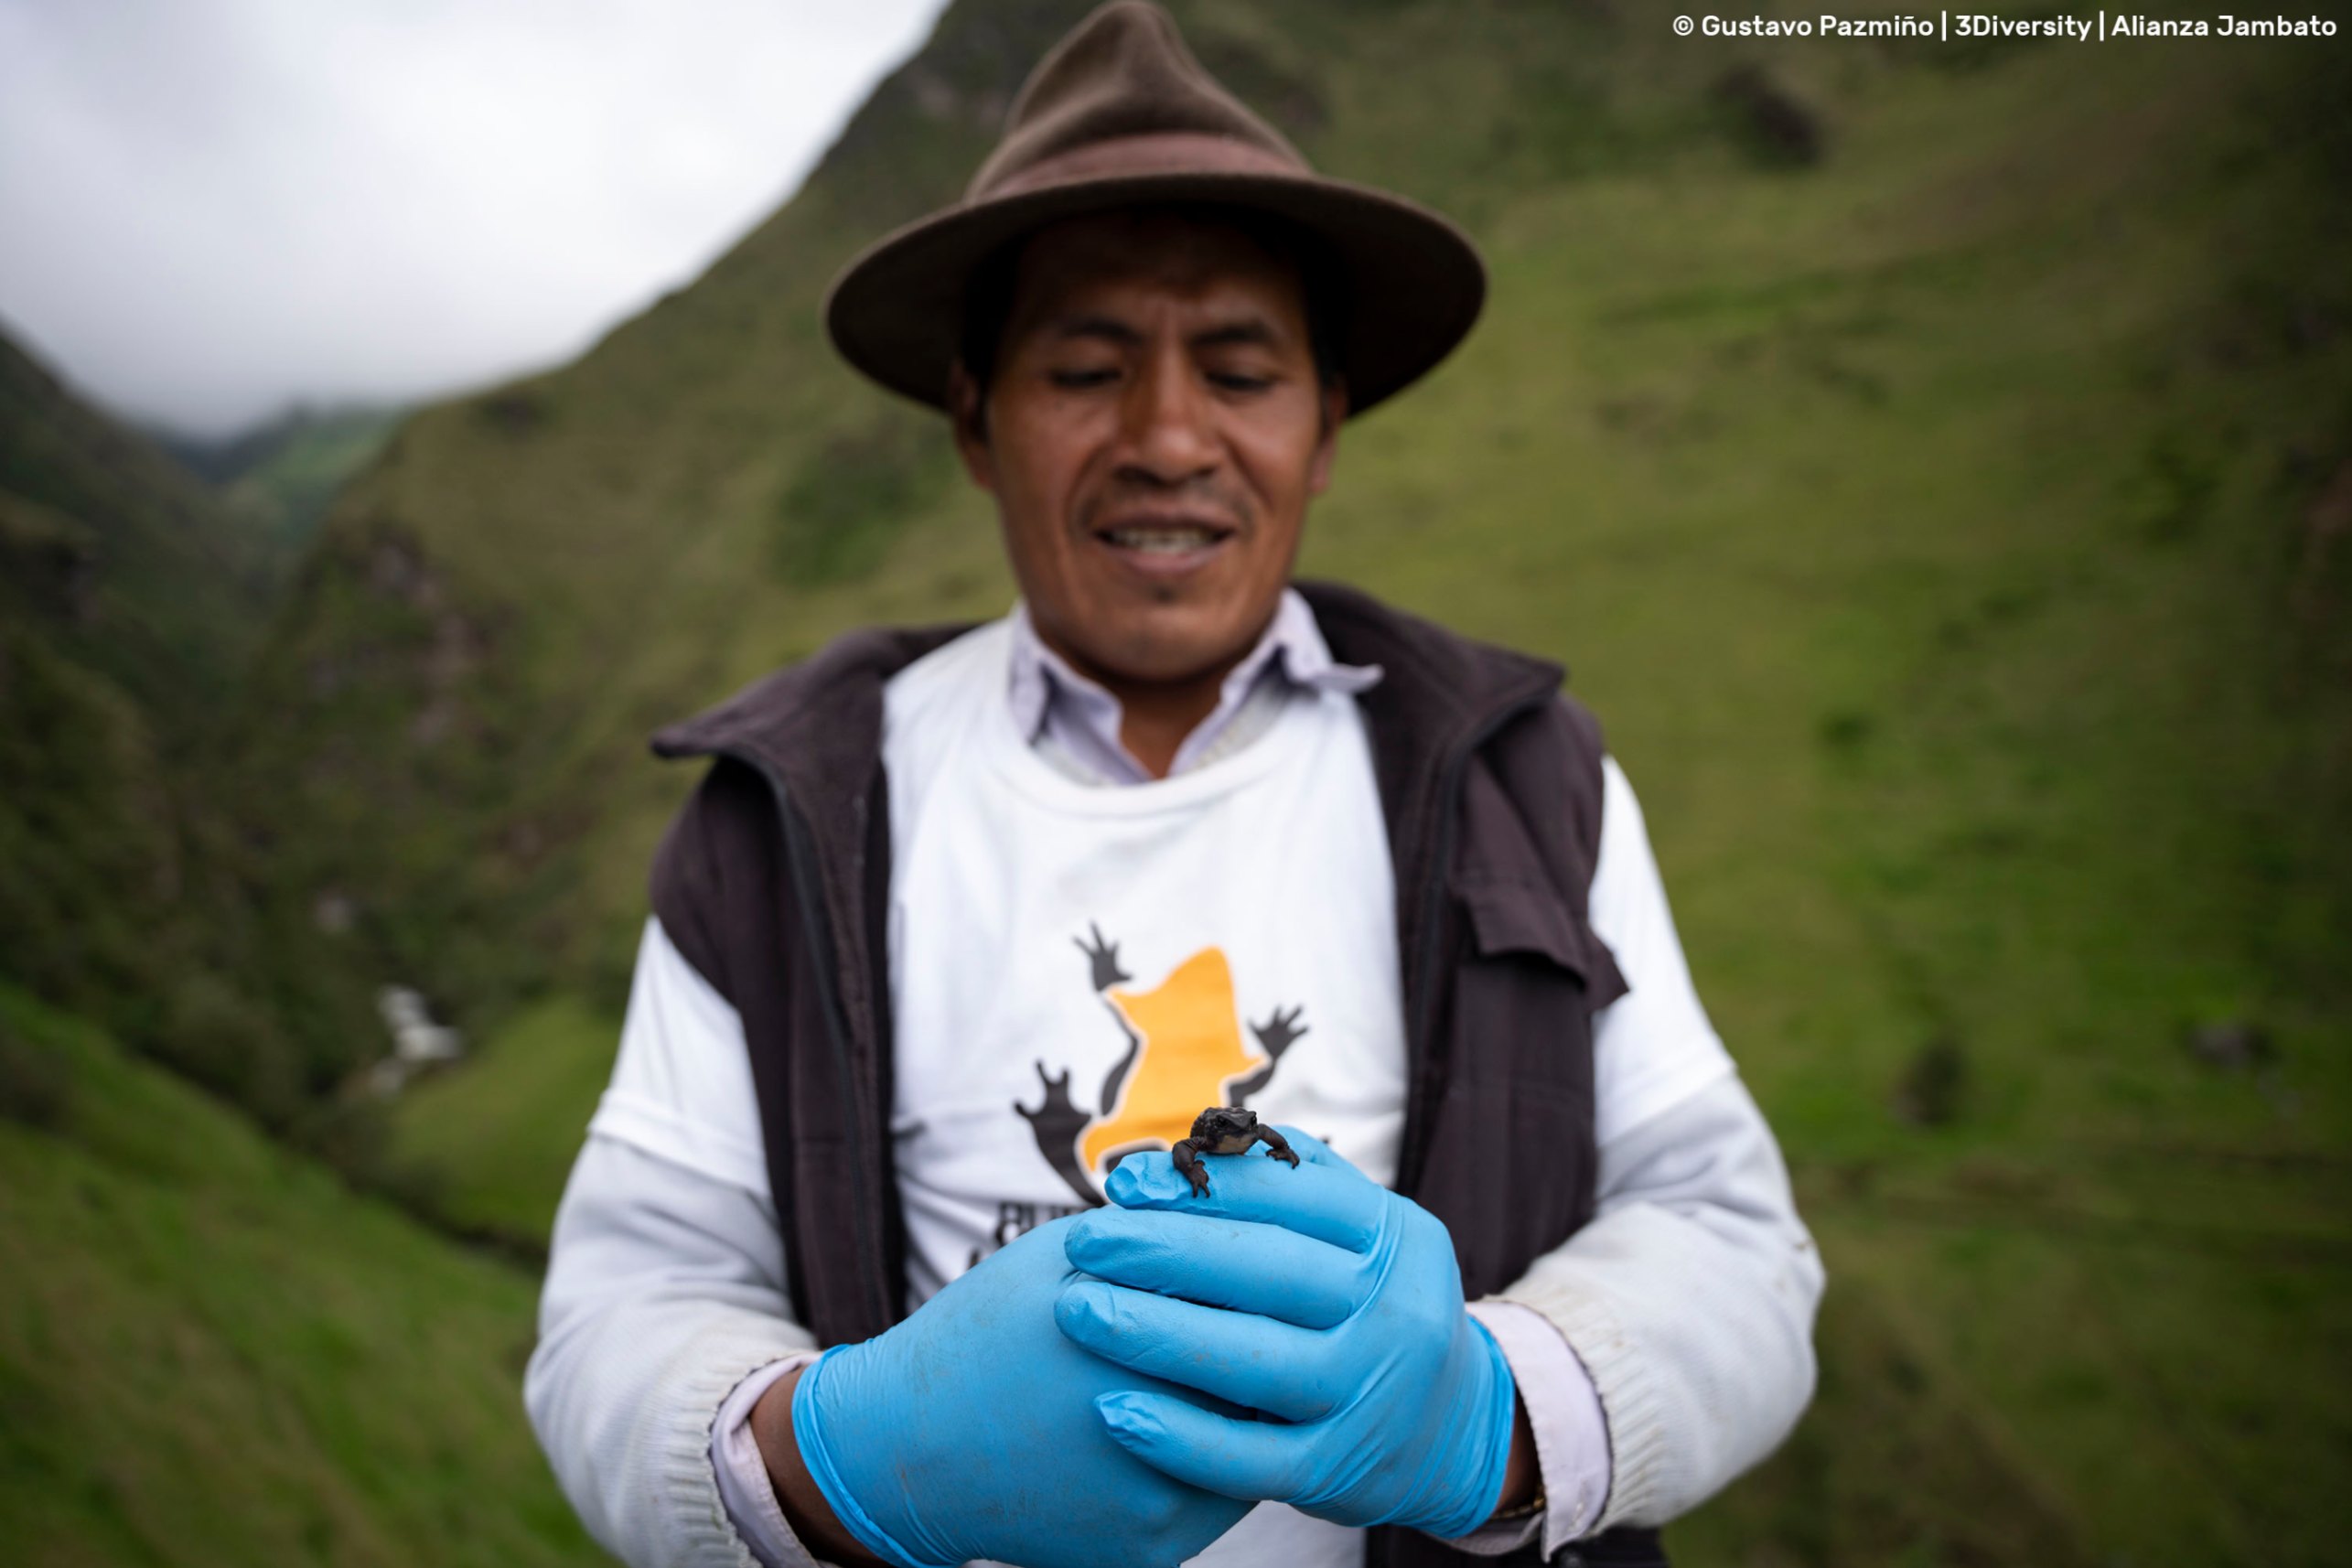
top-left (1016, 923), bottom-right (1306, 1204)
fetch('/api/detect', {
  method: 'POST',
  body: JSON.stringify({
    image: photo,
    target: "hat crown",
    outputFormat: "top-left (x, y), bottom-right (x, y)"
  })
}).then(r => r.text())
top-left (967, 1), bottom-right (1308, 201)
top-left (824, 0), bottom-right (1485, 418)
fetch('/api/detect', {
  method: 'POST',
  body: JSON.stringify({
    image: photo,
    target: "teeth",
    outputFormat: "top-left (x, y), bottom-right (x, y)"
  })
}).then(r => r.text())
top-left (1106, 527), bottom-right (1218, 553)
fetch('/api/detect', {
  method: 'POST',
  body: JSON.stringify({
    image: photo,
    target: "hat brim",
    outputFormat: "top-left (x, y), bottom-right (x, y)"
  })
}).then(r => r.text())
top-left (822, 170), bottom-right (1486, 420)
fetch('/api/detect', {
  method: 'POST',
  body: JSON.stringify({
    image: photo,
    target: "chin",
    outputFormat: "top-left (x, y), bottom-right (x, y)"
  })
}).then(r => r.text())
top-left (1089, 617), bottom-right (1251, 687)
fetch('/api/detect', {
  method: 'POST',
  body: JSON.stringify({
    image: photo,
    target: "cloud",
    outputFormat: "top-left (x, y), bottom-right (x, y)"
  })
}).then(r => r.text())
top-left (0, 0), bottom-right (950, 434)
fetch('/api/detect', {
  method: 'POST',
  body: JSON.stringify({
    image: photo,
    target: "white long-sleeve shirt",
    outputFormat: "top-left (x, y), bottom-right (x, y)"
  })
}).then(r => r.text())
top-left (526, 598), bottom-right (1822, 1566)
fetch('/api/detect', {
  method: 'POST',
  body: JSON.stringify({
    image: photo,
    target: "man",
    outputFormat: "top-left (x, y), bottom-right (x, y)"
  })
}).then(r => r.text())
top-left (524, 5), bottom-right (1821, 1567)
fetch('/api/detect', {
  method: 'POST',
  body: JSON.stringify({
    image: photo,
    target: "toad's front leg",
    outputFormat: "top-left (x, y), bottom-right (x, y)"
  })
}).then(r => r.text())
top-left (1252, 1124), bottom-right (1302, 1168)
top-left (1171, 1138), bottom-right (1213, 1197)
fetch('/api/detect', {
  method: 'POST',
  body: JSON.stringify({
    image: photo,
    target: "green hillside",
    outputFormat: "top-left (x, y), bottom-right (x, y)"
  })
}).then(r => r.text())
top-left (0, 985), bottom-right (605, 1568)
top-left (390, 996), bottom-right (618, 1247)
top-left (0, 328), bottom-right (378, 1129)
top-left (0, 330), bottom-right (266, 708)
top-left (263, 1), bottom-right (2351, 1563)
top-left (0, 342), bottom-right (578, 1564)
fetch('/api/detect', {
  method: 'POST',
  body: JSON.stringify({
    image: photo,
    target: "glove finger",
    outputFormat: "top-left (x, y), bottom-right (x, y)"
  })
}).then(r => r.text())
top-left (1094, 1390), bottom-right (1312, 1506)
top-left (1057, 1279), bottom-right (1351, 1422)
top-left (1104, 1148), bottom-right (1385, 1254)
top-left (1266, 1125), bottom-right (1360, 1175)
top-left (1065, 1207), bottom-right (1369, 1327)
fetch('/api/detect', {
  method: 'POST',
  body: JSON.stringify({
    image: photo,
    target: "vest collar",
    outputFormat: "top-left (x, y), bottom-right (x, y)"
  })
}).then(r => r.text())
top-left (648, 578), bottom-right (1563, 790)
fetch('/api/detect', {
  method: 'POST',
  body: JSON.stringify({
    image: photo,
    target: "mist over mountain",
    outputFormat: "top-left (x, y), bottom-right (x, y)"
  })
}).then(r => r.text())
top-left (0, 0), bottom-right (952, 435)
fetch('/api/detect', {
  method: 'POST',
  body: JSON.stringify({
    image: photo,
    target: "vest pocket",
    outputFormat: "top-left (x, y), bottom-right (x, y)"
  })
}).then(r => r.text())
top-left (1451, 873), bottom-right (1627, 1008)
top-left (1442, 875), bottom-right (1610, 1101)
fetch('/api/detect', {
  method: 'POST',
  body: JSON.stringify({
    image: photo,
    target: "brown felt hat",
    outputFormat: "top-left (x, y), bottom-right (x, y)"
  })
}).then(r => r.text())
top-left (823, 0), bottom-right (1486, 419)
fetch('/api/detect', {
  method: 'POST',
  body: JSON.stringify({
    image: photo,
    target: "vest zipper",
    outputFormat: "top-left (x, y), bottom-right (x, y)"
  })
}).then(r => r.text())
top-left (732, 749), bottom-right (894, 1336)
top-left (1399, 687), bottom-right (1553, 1198)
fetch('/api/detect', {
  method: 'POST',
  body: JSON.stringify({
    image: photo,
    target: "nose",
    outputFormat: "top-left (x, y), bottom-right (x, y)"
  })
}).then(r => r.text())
top-left (1116, 341), bottom-right (1219, 485)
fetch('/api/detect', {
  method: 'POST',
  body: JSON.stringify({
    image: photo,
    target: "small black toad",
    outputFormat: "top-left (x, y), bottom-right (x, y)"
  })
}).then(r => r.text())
top-left (1170, 1107), bottom-right (1299, 1197)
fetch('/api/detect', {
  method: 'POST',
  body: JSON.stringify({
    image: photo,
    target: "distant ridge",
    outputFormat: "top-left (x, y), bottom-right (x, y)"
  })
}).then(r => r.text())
top-left (151, 402), bottom-right (404, 556)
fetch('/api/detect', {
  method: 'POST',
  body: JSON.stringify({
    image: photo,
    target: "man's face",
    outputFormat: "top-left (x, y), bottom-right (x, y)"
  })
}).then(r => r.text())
top-left (950, 209), bottom-right (1346, 691)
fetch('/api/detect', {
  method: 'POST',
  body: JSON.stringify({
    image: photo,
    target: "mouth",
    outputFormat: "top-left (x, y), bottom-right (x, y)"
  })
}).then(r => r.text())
top-left (1090, 512), bottom-right (1239, 576)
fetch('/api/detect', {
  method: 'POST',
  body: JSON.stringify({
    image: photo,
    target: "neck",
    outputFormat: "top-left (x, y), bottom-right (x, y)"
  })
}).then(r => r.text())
top-left (1034, 616), bottom-right (1272, 781)
top-left (1107, 670), bottom-right (1230, 780)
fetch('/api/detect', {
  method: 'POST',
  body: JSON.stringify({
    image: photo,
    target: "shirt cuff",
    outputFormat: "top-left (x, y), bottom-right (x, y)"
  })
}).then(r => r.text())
top-left (1448, 1299), bottom-right (1613, 1556)
top-left (711, 1351), bottom-right (825, 1568)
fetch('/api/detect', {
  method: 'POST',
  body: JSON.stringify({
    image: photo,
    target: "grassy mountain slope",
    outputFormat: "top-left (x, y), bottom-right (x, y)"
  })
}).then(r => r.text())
top-left (390, 996), bottom-right (617, 1245)
top-left (0, 330), bottom-right (267, 708)
top-left (274, 2), bottom-right (2352, 1562)
top-left (0, 328), bottom-right (372, 1127)
top-left (0, 986), bottom-right (604, 1568)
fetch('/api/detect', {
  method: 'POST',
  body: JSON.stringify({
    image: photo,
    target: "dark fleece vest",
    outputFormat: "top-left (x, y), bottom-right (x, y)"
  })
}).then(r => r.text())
top-left (648, 579), bottom-right (1668, 1568)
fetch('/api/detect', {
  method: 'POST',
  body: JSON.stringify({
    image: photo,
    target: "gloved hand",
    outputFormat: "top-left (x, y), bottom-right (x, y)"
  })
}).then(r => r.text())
top-left (791, 1216), bottom-right (1252, 1568)
top-left (1054, 1129), bottom-right (1518, 1540)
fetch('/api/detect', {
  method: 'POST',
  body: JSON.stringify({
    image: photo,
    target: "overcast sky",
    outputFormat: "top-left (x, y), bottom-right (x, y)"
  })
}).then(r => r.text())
top-left (0, 0), bottom-right (951, 436)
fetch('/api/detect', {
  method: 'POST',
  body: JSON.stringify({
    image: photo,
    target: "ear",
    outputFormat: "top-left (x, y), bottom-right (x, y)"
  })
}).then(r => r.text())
top-left (947, 360), bottom-right (997, 493)
top-left (1307, 375), bottom-right (1348, 497)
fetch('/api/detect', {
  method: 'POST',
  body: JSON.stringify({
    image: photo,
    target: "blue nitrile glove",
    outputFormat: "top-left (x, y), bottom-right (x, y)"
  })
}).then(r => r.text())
top-left (790, 1216), bottom-right (1252, 1568)
top-left (1054, 1129), bottom-right (1518, 1540)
